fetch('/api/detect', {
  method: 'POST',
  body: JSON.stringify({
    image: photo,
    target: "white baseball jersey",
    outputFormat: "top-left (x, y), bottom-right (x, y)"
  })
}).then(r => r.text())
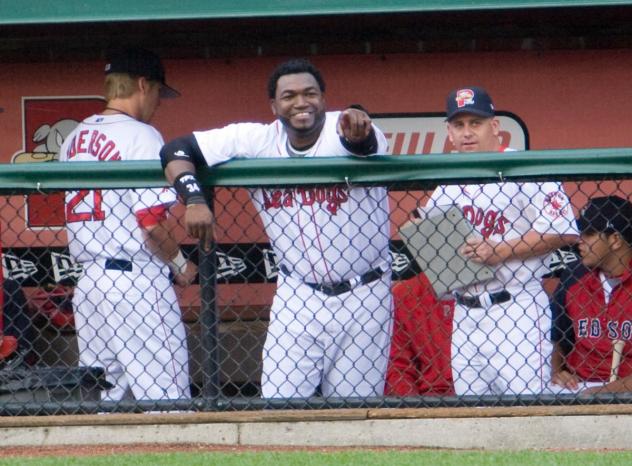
top-left (424, 149), bottom-right (578, 296)
top-left (193, 111), bottom-right (393, 398)
top-left (59, 113), bottom-right (190, 402)
top-left (424, 148), bottom-right (578, 396)
top-left (193, 111), bottom-right (391, 283)
top-left (59, 114), bottom-right (176, 265)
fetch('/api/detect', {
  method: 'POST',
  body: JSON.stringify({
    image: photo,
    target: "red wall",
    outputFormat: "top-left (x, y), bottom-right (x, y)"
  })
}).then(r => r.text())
top-left (0, 49), bottom-right (627, 307)
top-left (2, 49), bottom-right (632, 155)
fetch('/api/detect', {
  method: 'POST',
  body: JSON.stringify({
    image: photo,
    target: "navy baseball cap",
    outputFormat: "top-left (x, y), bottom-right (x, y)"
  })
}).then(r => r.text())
top-left (446, 86), bottom-right (495, 122)
top-left (105, 47), bottom-right (180, 98)
top-left (577, 196), bottom-right (632, 244)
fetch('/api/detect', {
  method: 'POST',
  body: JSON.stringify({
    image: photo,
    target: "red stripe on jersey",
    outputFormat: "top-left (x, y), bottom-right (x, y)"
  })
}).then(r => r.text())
top-left (136, 205), bottom-right (168, 229)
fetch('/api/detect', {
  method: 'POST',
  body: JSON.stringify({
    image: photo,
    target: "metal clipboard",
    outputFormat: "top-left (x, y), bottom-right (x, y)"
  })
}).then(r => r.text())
top-left (399, 205), bottom-right (495, 297)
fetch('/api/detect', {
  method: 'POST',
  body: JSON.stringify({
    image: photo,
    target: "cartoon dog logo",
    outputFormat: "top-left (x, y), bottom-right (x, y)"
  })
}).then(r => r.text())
top-left (13, 118), bottom-right (79, 164)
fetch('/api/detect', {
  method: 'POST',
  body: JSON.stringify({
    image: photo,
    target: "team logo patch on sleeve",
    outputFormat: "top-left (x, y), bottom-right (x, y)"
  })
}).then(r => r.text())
top-left (455, 89), bottom-right (475, 108)
top-left (543, 191), bottom-right (570, 218)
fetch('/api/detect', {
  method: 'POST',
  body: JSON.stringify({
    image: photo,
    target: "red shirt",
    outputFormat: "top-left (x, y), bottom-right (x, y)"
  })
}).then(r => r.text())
top-left (385, 273), bottom-right (454, 396)
top-left (552, 260), bottom-right (632, 381)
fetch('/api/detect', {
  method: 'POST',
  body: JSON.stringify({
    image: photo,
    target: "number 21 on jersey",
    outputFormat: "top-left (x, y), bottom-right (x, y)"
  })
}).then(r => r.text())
top-left (66, 190), bottom-right (106, 223)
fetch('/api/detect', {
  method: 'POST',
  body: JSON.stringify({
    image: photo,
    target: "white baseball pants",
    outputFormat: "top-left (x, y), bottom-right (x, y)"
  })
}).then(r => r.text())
top-left (73, 261), bottom-right (191, 402)
top-left (451, 287), bottom-right (553, 396)
top-left (261, 272), bottom-right (393, 398)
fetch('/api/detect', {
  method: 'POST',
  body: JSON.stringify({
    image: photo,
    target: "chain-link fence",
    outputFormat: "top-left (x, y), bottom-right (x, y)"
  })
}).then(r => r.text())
top-left (2, 153), bottom-right (632, 414)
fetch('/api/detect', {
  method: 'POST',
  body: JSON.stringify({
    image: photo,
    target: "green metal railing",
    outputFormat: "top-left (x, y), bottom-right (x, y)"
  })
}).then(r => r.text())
top-left (1, 149), bottom-right (631, 191)
top-left (1, 1), bottom-right (631, 25)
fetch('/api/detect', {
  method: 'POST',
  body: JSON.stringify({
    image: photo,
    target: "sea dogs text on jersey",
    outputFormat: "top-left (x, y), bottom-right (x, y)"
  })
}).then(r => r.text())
top-left (65, 129), bottom-right (121, 161)
top-left (462, 205), bottom-right (509, 239)
top-left (262, 187), bottom-right (349, 214)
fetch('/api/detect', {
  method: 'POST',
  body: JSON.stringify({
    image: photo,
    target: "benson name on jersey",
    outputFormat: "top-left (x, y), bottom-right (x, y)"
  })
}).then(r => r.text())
top-left (64, 129), bottom-right (121, 161)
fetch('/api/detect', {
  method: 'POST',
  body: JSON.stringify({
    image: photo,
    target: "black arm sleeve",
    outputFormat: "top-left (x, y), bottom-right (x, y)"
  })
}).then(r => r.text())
top-left (550, 268), bottom-right (577, 355)
top-left (160, 134), bottom-right (207, 170)
top-left (340, 127), bottom-right (379, 156)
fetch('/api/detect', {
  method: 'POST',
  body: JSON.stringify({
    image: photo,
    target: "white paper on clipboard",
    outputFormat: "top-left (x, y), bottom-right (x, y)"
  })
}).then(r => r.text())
top-left (399, 205), bottom-right (495, 297)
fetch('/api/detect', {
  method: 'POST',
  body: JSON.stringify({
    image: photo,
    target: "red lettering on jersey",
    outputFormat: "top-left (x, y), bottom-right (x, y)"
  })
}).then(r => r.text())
top-left (282, 188), bottom-right (294, 207)
top-left (264, 187), bottom-right (349, 215)
top-left (68, 130), bottom-right (119, 161)
top-left (91, 132), bottom-right (107, 157)
top-left (66, 135), bottom-right (77, 159)
top-left (314, 188), bottom-right (325, 203)
top-left (494, 215), bottom-right (508, 235)
top-left (263, 189), bottom-right (283, 209)
top-left (88, 130), bottom-right (100, 156)
top-left (462, 205), bottom-right (475, 224)
top-left (481, 210), bottom-right (498, 238)
top-left (463, 205), bottom-right (509, 239)
top-left (262, 190), bottom-right (273, 209)
top-left (325, 187), bottom-right (348, 214)
top-left (98, 140), bottom-right (116, 161)
top-left (298, 188), bottom-right (312, 205)
top-left (474, 207), bottom-right (484, 226)
top-left (76, 130), bottom-right (89, 153)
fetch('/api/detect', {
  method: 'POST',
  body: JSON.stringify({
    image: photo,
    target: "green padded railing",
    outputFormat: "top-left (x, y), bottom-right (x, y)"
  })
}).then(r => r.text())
top-left (1, 1), bottom-right (631, 25)
top-left (0, 149), bottom-right (630, 192)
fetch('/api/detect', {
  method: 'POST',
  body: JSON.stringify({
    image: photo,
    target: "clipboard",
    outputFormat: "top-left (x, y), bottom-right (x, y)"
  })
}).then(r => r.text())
top-left (399, 205), bottom-right (495, 297)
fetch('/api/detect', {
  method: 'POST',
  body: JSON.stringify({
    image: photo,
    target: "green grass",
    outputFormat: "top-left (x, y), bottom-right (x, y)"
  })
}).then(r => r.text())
top-left (2, 450), bottom-right (632, 466)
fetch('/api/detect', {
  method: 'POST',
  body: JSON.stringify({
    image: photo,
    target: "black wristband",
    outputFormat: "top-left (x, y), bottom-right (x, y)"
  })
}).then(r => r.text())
top-left (340, 127), bottom-right (378, 155)
top-left (174, 172), bottom-right (206, 205)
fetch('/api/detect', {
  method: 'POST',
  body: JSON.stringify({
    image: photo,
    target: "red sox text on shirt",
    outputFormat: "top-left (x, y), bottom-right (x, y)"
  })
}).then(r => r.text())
top-left (577, 318), bottom-right (632, 340)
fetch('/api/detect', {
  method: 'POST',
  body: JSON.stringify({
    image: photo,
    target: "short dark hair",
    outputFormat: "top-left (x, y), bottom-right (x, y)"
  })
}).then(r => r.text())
top-left (267, 59), bottom-right (326, 99)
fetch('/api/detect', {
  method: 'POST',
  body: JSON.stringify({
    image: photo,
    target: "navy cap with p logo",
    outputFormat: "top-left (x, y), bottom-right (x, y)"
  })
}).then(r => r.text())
top-left (446, 86), bottom-right (495, 122)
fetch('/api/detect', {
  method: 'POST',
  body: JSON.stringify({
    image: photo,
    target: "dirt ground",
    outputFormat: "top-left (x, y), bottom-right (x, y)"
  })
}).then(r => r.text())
top-left (0, 444), bottom-right (431, 458)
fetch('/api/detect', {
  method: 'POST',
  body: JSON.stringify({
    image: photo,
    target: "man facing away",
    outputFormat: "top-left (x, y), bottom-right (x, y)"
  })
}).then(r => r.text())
top-left (60, 48), bottom-right (196, 402)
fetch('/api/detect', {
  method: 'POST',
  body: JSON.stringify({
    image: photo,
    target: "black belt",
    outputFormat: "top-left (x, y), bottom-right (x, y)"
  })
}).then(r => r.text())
top-left (279, 264), bottom-right (385, 297)
top-left (455, 290), bottom-right (511, 308)
top-left (105, 258), bottom-right (133, 272)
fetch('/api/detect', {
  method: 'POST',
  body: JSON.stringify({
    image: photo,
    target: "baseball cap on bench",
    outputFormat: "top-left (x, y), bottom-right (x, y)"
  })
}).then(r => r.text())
top-left (446, 86), bottom-right (494, 122)
top-left (105, 47), bottom-right (180, 98)
top-left (577, 195), bottom-right (632, 245)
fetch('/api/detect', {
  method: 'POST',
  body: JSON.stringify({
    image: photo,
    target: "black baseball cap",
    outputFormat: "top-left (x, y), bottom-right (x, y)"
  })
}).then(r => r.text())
top-left (446, 86), bottom-right (495, 122)
top-left (577, 196), bottom-right (632, 245)
top-left (105, 47), bottom-right (180, 98)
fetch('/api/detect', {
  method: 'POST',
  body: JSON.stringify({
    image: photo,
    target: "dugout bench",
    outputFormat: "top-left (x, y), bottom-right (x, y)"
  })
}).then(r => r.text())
top-left (30, 297), bottom-right (269, 397)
